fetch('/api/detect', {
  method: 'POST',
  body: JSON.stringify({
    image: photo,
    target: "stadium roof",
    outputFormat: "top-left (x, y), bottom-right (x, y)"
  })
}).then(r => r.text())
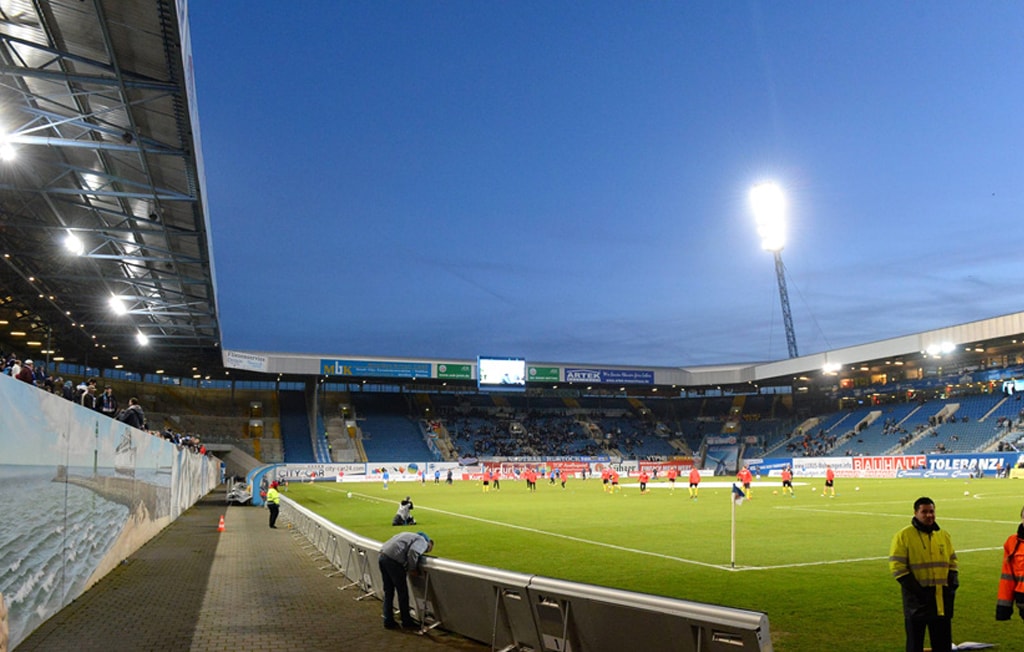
top-left (0, 0), bottom-right (222, 377)
top-left (221, 310), bottom-right (1024, 392)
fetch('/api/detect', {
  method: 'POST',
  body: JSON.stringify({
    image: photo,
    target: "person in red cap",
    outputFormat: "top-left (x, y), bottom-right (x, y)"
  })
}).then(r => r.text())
top-left (266, 481), bottom-right (281, 528)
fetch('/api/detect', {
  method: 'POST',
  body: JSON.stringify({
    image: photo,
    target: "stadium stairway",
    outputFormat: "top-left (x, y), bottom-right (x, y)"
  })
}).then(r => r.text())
top-left (279, 389), bottom-right (316, 462)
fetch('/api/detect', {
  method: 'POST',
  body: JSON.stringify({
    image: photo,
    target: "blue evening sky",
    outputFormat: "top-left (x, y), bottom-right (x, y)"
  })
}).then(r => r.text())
top-left (188, 2), bottom-right (1024, 367)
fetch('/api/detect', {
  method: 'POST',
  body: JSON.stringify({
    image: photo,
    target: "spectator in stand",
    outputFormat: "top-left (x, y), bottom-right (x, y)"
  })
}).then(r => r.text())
top-left (15, 359), bottom-right (35, 384)
top-left (97, 385), bottom-right (119, 417)
top-left (80, 382), bottom-right (97, 410)
top-left (116, 397), bottom-right (146, 429)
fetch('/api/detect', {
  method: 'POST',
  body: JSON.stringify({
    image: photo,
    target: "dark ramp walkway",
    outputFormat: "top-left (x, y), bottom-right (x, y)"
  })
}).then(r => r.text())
top-left (17, 490), bottom-right (486, 652)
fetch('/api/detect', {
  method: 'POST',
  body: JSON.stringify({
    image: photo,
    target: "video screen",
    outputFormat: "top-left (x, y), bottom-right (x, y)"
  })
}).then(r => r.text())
top-left (478, 356), bottom-right (527, 392)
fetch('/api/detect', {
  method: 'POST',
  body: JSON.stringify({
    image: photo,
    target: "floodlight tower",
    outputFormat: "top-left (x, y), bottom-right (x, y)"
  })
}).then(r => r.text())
top-left (750, 182), bottom-right (799, 359)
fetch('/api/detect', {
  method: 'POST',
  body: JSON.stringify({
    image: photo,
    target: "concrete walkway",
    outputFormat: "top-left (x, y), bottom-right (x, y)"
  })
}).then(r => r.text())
top-left (17, 490), bottom-right (487, 651)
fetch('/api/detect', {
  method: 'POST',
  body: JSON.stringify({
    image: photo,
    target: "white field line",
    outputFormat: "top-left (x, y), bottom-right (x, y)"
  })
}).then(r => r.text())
top-left (323, 486), bottom-right (1006, 573)
top-left (327, 486), bottom-right (726, 570)
top-left (771, 504), bottom-right (1019, 526)
top-left (730, 547), bottom-right (1002, 572)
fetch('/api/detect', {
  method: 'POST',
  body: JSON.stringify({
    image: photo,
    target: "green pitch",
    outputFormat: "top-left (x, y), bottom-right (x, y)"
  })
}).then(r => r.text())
top-left (286, 476), bottom-right (1022, 651)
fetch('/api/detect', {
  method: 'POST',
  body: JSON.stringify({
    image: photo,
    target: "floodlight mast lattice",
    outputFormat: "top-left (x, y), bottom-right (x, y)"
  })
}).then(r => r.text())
top-left (751, 183), bottom-right (799, 359)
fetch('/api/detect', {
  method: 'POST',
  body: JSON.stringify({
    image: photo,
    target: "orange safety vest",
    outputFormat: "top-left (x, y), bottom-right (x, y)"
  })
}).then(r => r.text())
top-left (997, 533), bottom-right (1024, 609)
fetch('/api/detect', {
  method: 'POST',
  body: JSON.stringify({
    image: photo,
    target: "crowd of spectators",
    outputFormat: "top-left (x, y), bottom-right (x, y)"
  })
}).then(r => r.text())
top-left (2, 350), bottom-right (207, 456)
top-left (444, 409), bottom-right (673, 458)
top-left (448, 410), bottom-right (606, 458)
top-left (786, 427), bottom-right (838, 457)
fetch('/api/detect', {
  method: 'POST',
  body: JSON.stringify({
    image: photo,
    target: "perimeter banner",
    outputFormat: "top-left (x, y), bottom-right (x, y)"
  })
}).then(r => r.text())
top-left (564, 368), bottom-right (654, 384)
top-left (321, 359), bottom-right (432, 378)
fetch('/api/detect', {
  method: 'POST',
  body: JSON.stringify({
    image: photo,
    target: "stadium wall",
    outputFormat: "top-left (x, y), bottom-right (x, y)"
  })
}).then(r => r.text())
top-left (0, 374), bottom-right (221, 650)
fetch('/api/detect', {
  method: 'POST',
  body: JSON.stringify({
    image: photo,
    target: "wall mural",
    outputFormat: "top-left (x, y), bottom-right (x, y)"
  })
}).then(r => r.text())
top-left (0, 374), bottom-right (218, 649)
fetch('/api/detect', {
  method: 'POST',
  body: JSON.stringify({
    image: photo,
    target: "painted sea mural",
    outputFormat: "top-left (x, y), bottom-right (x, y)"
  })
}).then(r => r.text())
top-left (0, 374), bottom-right (218, 649)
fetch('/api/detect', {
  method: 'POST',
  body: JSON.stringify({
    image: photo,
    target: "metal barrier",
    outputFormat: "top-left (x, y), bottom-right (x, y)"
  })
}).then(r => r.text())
top-left (281, 498), bottom-right (772, 652)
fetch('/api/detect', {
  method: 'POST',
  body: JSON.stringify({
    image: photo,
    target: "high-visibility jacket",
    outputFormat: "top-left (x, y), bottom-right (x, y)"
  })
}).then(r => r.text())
top-left (997, 528), bottom-right (1024, 615)
top-left (890, 520), bottom-right (958, 618)
top-left (266, 487), bottom-right (280, 505)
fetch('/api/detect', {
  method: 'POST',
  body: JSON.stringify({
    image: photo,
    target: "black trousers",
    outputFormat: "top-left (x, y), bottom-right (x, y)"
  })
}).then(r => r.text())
top-left (379, 555), bottom-right (412, 625)
top-left (268, 503), bottom-right (279, 528)
top-left (904, 615), bottom-right (951, 652)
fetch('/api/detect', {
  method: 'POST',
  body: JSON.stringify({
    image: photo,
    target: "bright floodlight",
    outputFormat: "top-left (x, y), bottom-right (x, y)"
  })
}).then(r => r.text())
top-left (64, 233), bottom-right (84, 256)
top-left (925, 341), bottom-right (956, 357)
top-left (108, 295), bottom-right (128, 315)
top-left (136, 331), bottom-right (149, 346)
top-left (750, 182), bottom-right (787, 252)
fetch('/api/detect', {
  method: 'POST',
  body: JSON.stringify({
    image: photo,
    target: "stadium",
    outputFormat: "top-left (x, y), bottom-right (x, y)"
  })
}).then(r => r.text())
top-left (2, 3), bottom-right (1023, 652)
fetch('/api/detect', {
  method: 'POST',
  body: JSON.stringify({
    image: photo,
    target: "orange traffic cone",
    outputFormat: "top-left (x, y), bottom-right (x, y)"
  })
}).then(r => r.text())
top-left (217, 515), bottom-right (225, 532)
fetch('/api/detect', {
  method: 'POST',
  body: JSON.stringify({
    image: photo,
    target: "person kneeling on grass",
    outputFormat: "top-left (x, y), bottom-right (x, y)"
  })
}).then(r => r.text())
top-left (392, 496), bottom-right (416, 526)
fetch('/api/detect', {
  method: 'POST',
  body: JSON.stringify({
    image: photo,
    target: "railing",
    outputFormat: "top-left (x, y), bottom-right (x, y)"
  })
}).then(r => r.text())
top-left (281, 497), bottom-right (772, 652)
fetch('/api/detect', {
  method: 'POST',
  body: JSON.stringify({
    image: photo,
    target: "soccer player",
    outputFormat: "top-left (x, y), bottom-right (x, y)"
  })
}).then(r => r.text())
top-left (737, 465), bottom-right (753, 500)
top-left (781, 465), bottom-right (795, 498)
top-left (666, 467), bottom-right (678, 493)
top-left (638, 470), bottom-right (650, 494)
top-left (823, 465), bottom-right (836, 497)
top-left (688, 466), bottom-right (701, 500)
top-left (526, 468), bottom-right (538, 492)
top-left (610, 469), bottom-right (620, 493)
top-left (601, 467), bottom-right (611, 493)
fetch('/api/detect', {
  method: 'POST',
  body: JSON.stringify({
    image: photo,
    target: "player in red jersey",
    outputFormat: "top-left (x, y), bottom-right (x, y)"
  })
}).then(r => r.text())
top-left (781, 465), bottom-right (795, 497)
top-left (823, 465), bottom-right (836, 497)
top-left (737, 465), bottom-right (753, 500)
top-left (688, 467), bottom-right (701, 500)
